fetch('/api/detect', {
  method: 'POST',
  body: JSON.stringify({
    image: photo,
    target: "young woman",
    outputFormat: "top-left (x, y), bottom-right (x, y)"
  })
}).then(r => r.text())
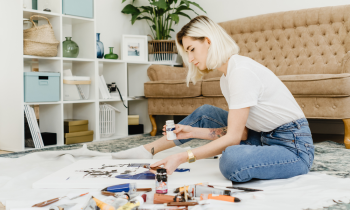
top-left (112, 16), bottom-right (314, 183)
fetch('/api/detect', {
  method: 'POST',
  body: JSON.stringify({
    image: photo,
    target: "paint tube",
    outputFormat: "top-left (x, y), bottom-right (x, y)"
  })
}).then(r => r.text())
top-left (104, 196), bottom-right (128, 209)
top-left (117, 194), bottom-right (145, 210)
top-left (173, 182), bottom-right (208, 193)
top-left (153, 193), bottom-right (182, 204)
top-left (103, 183), bottom-right (137, 193)
top-left (187, 185), bottom-right (231, 197)
top-left (200, 194), bottom-right (241, 202)
top-left (92, 196), bottom-right (116, 210)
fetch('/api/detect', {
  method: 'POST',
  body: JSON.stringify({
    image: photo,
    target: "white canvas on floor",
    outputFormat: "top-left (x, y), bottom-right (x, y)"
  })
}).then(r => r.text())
top-left (33, 159), bottom-right (231, 189)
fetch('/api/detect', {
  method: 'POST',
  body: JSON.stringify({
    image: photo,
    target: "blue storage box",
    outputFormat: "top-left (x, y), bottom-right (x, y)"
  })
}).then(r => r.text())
top-left (24, 72), bottom-right (60, 102)
top-left (62, 0), bottom-right (94, 18)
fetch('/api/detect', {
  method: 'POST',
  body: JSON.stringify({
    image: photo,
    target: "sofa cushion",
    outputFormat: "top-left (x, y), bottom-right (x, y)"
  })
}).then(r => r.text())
top-left (144, 80), bottom-right (202, 98)
top-left (279, 73), bottom-right (350, 96)
top-left (202, 77), bottom-right (223, 97)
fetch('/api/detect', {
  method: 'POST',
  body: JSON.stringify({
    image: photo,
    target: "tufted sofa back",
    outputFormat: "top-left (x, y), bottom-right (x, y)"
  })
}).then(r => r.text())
top-left (218, 5), bottom-right (350, 76)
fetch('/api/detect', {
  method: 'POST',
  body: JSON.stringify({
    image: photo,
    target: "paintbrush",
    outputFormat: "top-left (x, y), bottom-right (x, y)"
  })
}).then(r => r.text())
top-left (207, 185), bottom-right (263, 192)
top-left (32, 192), bottom-right (89, 207)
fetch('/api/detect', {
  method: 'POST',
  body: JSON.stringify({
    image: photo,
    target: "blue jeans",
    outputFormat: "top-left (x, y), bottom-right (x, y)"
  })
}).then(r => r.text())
top-left (174, 105), bottom-right (314, 183)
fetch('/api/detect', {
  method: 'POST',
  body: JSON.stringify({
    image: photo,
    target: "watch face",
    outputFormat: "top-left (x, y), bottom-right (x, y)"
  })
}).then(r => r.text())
top-left (189, 158), bottom-right (195, 163)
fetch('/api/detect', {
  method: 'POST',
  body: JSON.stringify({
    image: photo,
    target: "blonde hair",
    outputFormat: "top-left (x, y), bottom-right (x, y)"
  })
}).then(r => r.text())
top-left (176, 16), bottom-right (240, 86)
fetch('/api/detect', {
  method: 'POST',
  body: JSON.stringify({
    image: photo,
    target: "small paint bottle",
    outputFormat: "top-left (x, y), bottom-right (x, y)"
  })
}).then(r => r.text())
top-left (155, 168), bottom-right (168, 194)
top-left (166, 120), bottom-right (177, 140)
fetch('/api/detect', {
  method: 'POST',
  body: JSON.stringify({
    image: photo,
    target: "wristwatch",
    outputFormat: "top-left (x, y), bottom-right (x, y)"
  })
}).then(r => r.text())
top-left (187, 150), bottom-right (196, 163)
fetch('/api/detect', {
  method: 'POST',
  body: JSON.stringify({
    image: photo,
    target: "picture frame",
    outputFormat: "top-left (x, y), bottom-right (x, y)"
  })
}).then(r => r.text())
top-left (121, 35), bottom-right (148, 62)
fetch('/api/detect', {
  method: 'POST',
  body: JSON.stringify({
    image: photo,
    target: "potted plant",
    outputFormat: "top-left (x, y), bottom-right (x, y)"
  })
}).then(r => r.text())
top-left (121, 0), bottom-right (206, 62)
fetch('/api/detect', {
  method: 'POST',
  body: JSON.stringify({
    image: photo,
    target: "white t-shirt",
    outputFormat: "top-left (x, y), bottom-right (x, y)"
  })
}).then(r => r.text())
top-left (220, 54), bottom-right (305, 132)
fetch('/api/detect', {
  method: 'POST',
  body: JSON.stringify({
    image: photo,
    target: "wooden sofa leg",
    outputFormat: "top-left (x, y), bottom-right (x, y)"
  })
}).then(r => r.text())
top-left (149, 115), bottom-right (157, 136)
top-left (342, 119), bottom-right (350, 149)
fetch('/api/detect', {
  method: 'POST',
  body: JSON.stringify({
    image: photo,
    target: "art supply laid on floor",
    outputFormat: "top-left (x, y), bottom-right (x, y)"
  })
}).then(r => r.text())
top-left (166, 120), bottom-right (177, 140)
top-left (166, 202), bottom-right (198, 206)
top-left (173, 183), bottom-right (207, 193)
top-left (187, 184), bottom-right (232, 197)
top-left (116, 194), bottom-right (146, 210)
top-left (200, 193), bottom-right (241, 203)
top-left (32, 192), bottom-right (89, 207)
top-left (153, 194), bottom-right (183, 204)
top-left (49, 203), bottom-right (76, 210)
top-left (207, 184), bottom-right (263, 192)
top-left (155, 168), bottom-right (168, 194)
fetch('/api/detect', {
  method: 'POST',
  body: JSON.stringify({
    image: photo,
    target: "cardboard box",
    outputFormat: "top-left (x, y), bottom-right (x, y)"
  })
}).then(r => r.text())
top-left (64, 130), bottom-right (94, 145)
top-left (128, 115), bottom-right (139, 125)
top-left (64, 119), bottom-right (89, 133)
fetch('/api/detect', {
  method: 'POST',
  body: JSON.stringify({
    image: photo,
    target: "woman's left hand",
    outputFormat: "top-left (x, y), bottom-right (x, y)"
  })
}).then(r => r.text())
top-left (150, 152), bottom-right (188, 175)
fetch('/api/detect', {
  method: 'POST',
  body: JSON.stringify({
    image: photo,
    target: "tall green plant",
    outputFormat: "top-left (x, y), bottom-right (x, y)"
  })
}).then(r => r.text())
top-left (121, 0), bottom-right (206, 40)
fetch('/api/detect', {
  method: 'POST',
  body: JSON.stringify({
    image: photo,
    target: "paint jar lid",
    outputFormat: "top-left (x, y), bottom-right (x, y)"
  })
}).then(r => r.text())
top-left (157, 168), bottom-right (167, 173)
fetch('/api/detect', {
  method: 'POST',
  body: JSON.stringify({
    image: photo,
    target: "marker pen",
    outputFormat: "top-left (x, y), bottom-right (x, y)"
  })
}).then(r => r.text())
top-left (200, 194), bottom-right (241, 202)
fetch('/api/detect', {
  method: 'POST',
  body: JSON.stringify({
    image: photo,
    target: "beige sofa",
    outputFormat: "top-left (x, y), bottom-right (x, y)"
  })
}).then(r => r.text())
top-left (144, 5), bottom-right (350, 149)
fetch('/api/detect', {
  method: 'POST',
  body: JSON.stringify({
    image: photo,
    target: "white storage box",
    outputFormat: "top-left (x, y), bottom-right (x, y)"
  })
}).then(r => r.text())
top-left (63, 76), bottom-right (91, 101)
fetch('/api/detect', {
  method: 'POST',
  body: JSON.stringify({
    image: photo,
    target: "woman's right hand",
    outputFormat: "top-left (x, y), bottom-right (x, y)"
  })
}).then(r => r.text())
top-left (162, 124), bottom-right (194, 140)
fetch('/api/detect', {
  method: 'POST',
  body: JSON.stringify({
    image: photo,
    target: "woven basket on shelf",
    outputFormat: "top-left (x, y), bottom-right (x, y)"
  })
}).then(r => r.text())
top-left (148, 39), bottom-right (178, 62)
top-left (23, 15), bottom-right (59, 57)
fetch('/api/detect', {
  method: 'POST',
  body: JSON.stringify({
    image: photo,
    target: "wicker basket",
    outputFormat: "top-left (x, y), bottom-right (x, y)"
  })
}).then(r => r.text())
top-left (23, 15), bottom-right (59, 57)
top-left (148, 40), bottom-right (178, 62)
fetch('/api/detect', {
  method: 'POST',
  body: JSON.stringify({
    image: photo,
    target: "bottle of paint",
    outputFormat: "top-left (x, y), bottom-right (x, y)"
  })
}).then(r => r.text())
top-left (155, 168), bottom-right (168, 194)
top-left (200, 194), bottom-right (241, 202)
top-left (166, 120), bottom-right (177, 140)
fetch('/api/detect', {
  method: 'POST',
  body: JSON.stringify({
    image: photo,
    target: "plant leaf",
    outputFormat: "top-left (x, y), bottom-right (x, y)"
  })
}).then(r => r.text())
top-left (121, 4), bottom-right (140, 14)
top-left (176, 11), bottom-right (191, 20)
top-left (122, 0), bottom-right (127, 3)
top-left (169, 28), bottom-right (175, 32)
top-left (180, 0), bottom-right (189, 7)
top-left (131, 11), bottom-right (141, 24)
top-left (176, 5), bottom-right (191, 13)
top-left (150, 0), bottom-right (168, 10)
top-left (152, 25), bottom-right (156, 30)
top-left (188, 1), bottom-right (206, 13)
top-left (169, 14), bottom-right (179, 24)
top-left (137, 16), bottom-right (152, 21)
top-left (140, 6), bottom-right (153, 13)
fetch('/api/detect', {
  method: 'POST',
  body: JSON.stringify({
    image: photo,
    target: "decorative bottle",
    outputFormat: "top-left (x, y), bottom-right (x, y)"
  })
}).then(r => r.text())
top-left (63, 37), bottom-right (79, 58)
top-left (96, 33), bottom-right (104, 58)
top-left (104, 47), bottom-right (118, 59)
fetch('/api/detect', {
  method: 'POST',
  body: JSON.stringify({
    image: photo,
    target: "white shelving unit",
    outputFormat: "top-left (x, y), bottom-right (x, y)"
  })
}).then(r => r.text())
top-left (0, 0), bottom-right (182, 152)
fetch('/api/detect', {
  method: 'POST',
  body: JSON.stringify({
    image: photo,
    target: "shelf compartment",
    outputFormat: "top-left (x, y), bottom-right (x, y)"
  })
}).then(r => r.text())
top-left (98, 101), bottom-right (128, 140)
top-left (23, 9), bottom-right (61, 19)
top-left (63, 102), bottom-right (96, 143)
top-left (63, 60), bottom-right (96, 101)
top-left (23, 14), bottom-right (62, 58)
top-left (99, 62), bottom-right (127, 100)
top-left (23, 59), bottom-right (61, 73)
top-left (24, 103), bottom-right (63, 149)
top-left (62, 16), bottom-right (95, 59)
top-left (128, 100), bottom-right (151, 134)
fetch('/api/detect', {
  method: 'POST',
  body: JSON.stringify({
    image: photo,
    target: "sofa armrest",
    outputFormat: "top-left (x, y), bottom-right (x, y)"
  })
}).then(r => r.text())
top-left (147, 64), bottom-right (188, 81)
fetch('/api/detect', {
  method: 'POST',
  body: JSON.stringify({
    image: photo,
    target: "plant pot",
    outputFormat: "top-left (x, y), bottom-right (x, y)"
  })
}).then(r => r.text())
top-left (148, 40), bottom-right (177, 62)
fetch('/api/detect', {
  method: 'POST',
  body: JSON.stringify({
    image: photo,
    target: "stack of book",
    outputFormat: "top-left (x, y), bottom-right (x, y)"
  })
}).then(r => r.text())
top-left (64, 119), bottom-right (94, 145)
top-left (24, 104), bottom-right (44, 148)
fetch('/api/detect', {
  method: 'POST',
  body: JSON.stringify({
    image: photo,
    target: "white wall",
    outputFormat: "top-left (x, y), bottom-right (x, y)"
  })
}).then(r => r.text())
top-left (96, 0), bottom-right (350, 134)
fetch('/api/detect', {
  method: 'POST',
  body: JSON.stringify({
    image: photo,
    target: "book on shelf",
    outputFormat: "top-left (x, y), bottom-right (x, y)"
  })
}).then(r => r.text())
top-left (24, 104), bottom-right (44, 148)
top-left (99, 75), bottom-right (111, 99)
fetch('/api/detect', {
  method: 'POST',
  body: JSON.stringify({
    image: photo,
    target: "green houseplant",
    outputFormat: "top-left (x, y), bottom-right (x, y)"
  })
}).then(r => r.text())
top-left (121, 0), bottom-right (206, 40)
